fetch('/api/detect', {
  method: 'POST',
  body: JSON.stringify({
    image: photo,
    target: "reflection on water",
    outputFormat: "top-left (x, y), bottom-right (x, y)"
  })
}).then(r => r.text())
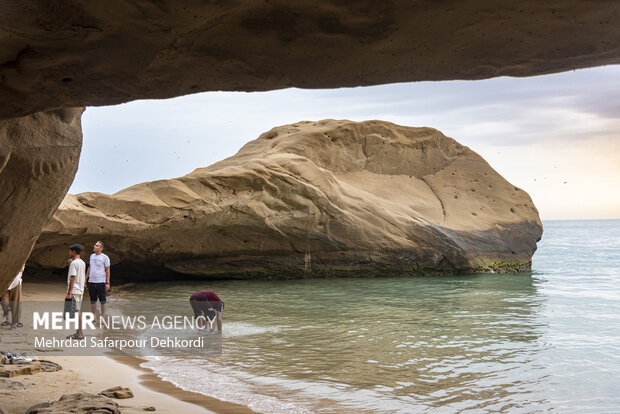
top-left (118, 220), bottom-right (620, 412)
top-left (120, 275), bottom-right (547, 412)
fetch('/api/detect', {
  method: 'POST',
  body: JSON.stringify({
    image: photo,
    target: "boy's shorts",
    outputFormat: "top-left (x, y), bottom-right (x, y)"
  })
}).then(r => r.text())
top-left (88, 283), bottom-right (107, 304)
top-left (63, 294), bottom-right (83, 319)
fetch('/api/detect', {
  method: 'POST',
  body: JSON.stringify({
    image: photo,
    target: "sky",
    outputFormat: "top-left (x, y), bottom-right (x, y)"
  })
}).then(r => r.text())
top-left (74, 65), bottom-right (620, 221)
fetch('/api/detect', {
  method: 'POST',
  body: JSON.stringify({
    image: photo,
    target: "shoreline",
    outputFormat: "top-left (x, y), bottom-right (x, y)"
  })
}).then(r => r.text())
top-left (112, 355), bottom-right (255, 414)
top-left (6, 280), bottom-right (254, 414)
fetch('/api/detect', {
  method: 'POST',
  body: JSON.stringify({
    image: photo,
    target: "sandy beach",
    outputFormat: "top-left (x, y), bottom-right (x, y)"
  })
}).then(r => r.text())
top-left (0, 280), bottom-right (252, 414)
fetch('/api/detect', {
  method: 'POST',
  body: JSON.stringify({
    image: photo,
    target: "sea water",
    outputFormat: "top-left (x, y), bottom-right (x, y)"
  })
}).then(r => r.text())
top-left (119, 220), bottom-right (620, 413)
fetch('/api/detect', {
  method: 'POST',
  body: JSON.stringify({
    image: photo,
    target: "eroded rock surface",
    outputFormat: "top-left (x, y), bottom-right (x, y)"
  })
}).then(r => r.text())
top-left (1, 2), bottom-right (617, 287)
top-left (0, 108), bottom-right (83, 292)
top-left (1, 2), bottom-right (620, 121)
top-left (31, 120), bottom-right (542, 277)
top-left (26, 393), bottom-right (120, 414)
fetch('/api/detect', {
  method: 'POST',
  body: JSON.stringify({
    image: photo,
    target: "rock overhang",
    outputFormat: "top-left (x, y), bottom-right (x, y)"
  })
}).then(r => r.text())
top-left (1, 1), bottom-right (620, 120)
top-left (2, 1), bottom-right (619, 286)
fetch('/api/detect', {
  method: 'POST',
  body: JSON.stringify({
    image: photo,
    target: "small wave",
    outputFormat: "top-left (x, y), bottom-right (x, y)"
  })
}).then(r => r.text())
top-left (142, 357), bottom-right (311, 414)
top-left (142, 356), bottom-right (412, 413)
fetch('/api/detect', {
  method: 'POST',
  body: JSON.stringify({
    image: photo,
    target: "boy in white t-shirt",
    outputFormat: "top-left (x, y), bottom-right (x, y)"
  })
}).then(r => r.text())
top-left (86, 241), bottom-right (111, 319)
top-left (66, 243), bottom-right (86, 339)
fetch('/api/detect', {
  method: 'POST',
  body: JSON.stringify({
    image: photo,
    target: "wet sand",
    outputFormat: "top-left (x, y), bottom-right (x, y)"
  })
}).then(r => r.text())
top-left (0, 280), bottom-right (253, 413)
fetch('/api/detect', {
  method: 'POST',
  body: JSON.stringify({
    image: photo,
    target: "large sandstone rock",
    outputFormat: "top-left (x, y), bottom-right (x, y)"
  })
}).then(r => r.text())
top-left (0, 109), bottom-right (83, 292)
top-left (1, 1), bottom-right (620, 121)
top-left (31, 120), bottom-right (541, 277)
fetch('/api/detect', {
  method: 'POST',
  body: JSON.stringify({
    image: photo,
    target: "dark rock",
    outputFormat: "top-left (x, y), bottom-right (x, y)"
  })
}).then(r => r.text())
top-left (26, 393), bottom-right (119, 414)
top-left (39, 360), bottom-right (63, 373)
top-left (0, 378), bottom-right (27, 389)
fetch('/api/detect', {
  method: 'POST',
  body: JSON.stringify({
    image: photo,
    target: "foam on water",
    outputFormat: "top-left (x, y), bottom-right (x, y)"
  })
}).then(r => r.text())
top-left (142, 356), bottom-right (311, 414)
top-left (223, 322), bottom-right (284, 338)
top-left (141, 355), bottom-right (442, 413)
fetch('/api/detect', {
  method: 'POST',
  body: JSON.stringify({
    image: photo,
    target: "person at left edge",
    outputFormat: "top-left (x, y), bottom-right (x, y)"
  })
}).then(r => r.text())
top-left (1, 264), bottom-right (24, 329)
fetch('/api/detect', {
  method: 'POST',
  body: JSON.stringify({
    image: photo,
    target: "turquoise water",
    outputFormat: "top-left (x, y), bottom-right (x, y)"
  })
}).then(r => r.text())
top-left (121, 220), bottom-right (620, 413)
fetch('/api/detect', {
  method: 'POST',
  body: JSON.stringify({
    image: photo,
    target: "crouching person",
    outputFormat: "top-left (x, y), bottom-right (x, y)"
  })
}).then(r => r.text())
top-left (190, 290), bottom-right (224, 333)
